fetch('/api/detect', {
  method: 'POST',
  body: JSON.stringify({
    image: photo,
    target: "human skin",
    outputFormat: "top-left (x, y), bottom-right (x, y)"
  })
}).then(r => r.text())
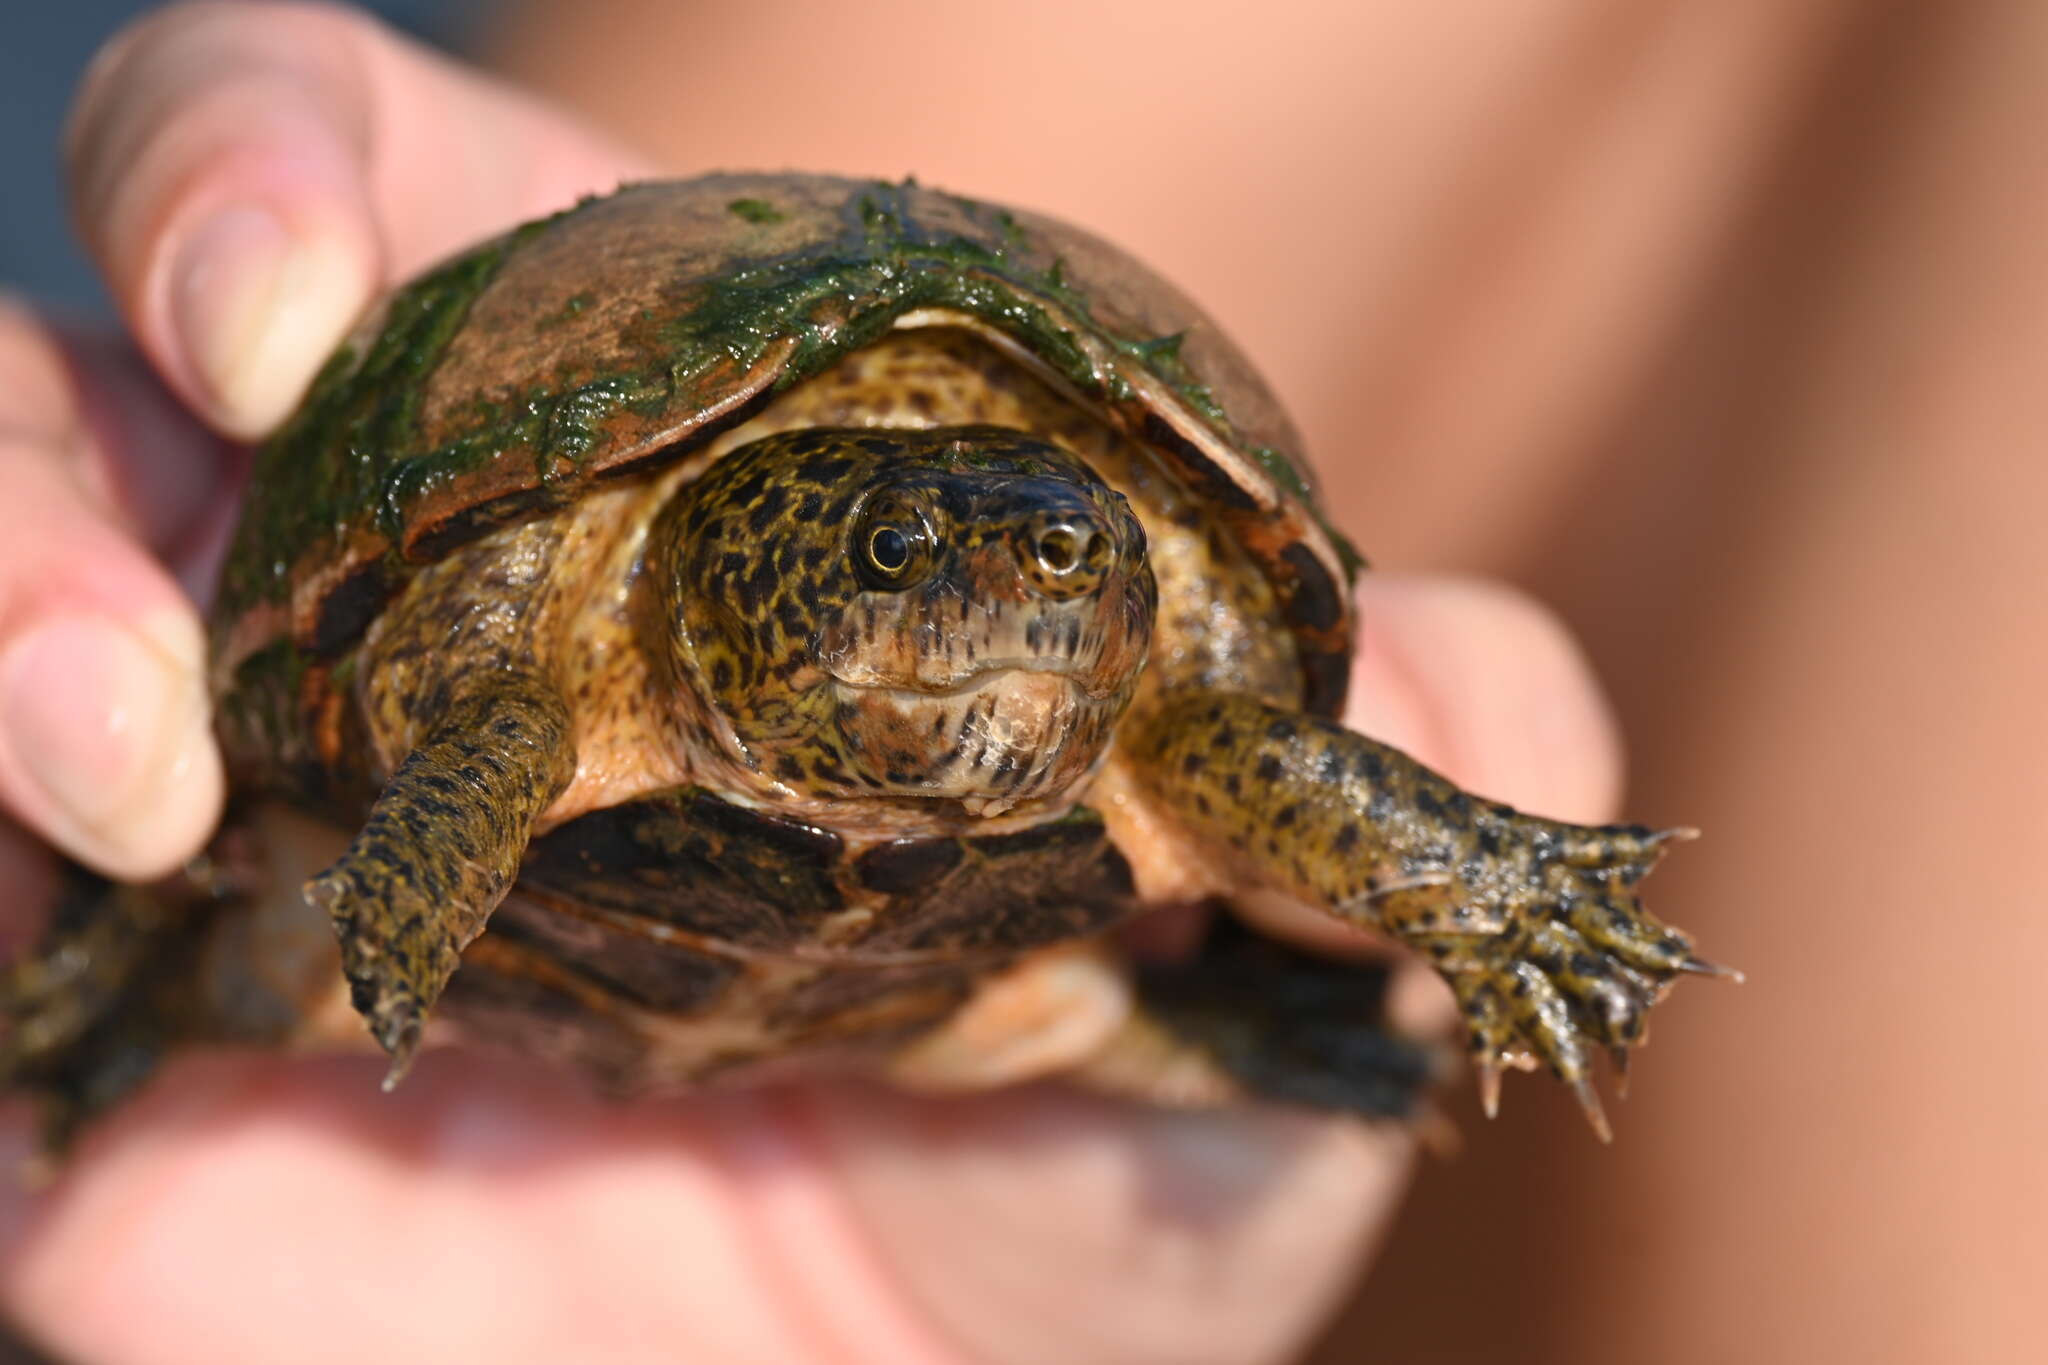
top-left (479, 0), bottom-right (2047, 1360)
top-left (0, 7), bottom-right (1642, 1364)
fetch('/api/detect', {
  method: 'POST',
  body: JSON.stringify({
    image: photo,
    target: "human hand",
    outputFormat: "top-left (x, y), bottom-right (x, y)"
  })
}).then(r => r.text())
top-left (0, 7), bottom-right (1627, 1363)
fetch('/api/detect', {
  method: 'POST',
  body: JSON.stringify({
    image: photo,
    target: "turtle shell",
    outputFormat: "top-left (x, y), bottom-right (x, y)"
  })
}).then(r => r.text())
top-left (212, 173), bottom-right (1359, 773)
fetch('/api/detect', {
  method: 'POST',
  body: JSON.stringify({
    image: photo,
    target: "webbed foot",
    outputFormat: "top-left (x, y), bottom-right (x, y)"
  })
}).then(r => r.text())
top-left (1385, 821), bottom-right (1733, 1139)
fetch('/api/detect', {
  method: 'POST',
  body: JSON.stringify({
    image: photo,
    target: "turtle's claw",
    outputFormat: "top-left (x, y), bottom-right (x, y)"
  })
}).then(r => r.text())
top-left (1455, 955), bottom-right (1622, 1138)
top-left (1569, 1071), bottom-right (1613, 1143)
top-left (1678, 954), bottom-right (1746, 982)
top-left (1418, 815), bottom-right (1730, 1136)
top-left (1476, 1054), bottom-right (1503, 1120)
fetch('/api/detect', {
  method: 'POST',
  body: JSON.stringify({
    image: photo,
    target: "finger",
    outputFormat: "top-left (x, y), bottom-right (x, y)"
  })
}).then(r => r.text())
top-left (0, 303), bottom-right (222, 881)
top-left (0, 1053), bottom-right (957, 1365)
top-left (809, 1082), bottom-right (1412, 1365)
top-left (54, 326), bottom-right (246, 592)
top-left (0, 1055), bottom-right (1406, 1365)
top-left (67, 0), bottom-right (653, 440)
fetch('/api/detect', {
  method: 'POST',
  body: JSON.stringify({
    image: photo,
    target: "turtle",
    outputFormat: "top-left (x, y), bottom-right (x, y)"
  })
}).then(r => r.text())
top-left (2, 173), bottom-right (1729, 1151)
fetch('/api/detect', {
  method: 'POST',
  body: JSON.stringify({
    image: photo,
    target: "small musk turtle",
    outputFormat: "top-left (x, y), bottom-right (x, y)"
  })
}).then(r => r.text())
top-left (3, 174), bottom-right (1730, 1147)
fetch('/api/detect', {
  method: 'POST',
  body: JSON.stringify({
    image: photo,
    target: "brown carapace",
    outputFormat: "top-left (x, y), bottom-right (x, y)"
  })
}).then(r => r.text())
top-left (1, 175), bottom-right (1732, 1151)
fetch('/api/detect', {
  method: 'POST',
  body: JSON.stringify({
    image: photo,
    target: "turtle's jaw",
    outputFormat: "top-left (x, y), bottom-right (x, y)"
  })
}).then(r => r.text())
top-left (825, 666), bottom-right (1122, 813)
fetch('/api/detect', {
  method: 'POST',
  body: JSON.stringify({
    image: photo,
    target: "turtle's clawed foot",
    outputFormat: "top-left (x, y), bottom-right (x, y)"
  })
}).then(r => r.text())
top-left (1, 877), bottom-right (151, 1081)
top-left (1402, 821), bottom-right (1729, 1139)
top-left (307, 684), bottom-right (573, 1085)
top-left (1119, 692), bottom-right (1723, 1136)
top-left (306, 804), bottom-right (503, 1085)
top-left (0, 871), bottom-right (190, 1153)
top-left (306, 854), bottom-right (463, 1087)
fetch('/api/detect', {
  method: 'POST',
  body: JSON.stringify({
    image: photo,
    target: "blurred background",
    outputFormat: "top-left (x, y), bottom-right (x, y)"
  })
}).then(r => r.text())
top-left (6, 2), bottom-right (2043, 1362)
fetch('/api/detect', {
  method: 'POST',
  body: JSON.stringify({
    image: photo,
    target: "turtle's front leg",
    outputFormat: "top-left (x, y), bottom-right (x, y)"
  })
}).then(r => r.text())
top-left (1126, 691), bottom-right (1727, 1136)
top-left (309, 676), bottom-right (574, 1081)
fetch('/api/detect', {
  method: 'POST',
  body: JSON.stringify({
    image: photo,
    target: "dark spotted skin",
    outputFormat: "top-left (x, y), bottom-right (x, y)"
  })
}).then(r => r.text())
top-left (656, 424), bottom-right (1153, 813)
top-left (1125, 690), bottom-right (1711, 1134)
top-left (308, 678), bottom-right (574, 1080)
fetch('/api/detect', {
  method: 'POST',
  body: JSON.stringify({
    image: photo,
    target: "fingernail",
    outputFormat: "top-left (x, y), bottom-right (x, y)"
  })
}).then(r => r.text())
top-left (0, 612), bottom-right (222, 879)
top-left (170, 203), bottom-right (366, 439)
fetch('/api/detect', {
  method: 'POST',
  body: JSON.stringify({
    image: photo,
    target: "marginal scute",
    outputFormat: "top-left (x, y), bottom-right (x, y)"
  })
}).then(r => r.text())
top-left (1299, 648), bottom-right (1353, 721)
top-left (1278, 542), bottom-right (1346, 633)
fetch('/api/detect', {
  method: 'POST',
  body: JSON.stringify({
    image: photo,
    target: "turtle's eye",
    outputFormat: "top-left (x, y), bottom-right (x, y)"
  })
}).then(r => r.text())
top-left (868, 526), bottom-right (910, 572)
top-left (854, 493), bottom-right (937, 589)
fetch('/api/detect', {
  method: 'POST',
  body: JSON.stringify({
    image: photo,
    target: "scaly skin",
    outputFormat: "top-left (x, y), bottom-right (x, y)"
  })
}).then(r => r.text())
top-left (308, 679), bottom-right (575, 1080)
top-left (653, 424), bottom-right (1153, 815)
top-left (1124, 690), bottom-right (1718, 1136)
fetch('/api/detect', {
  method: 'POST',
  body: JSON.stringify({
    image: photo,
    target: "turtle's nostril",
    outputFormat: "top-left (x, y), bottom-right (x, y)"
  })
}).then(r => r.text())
top-left (1037, 526), bottom-right (1080, 574)
top-left (1021, 512), bottom-right (1111, 598)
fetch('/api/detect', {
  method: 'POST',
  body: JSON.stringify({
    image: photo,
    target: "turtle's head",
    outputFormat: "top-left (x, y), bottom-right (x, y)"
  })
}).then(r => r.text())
top-left (655, 426), bottom-right (1154, 811)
